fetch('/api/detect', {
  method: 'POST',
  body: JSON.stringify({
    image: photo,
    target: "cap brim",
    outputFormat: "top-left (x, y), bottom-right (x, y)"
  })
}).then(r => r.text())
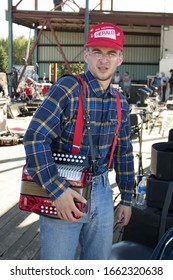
top-left (85, 40), bottom-right (123, 51)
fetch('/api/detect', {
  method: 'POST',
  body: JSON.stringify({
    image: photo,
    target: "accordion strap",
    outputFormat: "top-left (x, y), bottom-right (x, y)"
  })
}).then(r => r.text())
top-left (71, 88), bottom-right (85, 154)
top-left (71, 74), bottom-right (96, 172)
top-left (76, 74), bottom-right (97, 175)
top-left (72, 74), bottom-right (122, 173)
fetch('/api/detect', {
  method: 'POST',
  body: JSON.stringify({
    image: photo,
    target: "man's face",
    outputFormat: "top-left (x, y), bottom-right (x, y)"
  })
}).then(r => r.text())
top-left (84, 47), bottom-right (123, 87)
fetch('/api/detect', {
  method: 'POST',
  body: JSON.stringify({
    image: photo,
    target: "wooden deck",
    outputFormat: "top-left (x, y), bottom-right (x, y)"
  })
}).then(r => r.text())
top-left (0, 115), bottom-right (168, 260)
top-left (0, 203), bottom-right (40, 260)
top-left (0, 141), bottom-right (40, 260)
top-left (0, 141), bottom-right (122, 260)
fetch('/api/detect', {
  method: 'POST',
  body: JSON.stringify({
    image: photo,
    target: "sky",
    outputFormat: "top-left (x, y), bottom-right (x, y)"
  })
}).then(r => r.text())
top-left (1, 0), bottom-right (173, 39)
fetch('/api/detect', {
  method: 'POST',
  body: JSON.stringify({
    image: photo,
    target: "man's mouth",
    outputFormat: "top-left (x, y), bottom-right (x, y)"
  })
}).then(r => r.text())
top-left (98, 66), bottom-right (109, 72)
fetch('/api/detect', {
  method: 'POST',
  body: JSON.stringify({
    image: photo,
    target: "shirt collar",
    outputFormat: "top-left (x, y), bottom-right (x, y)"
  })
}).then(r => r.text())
top-left (85, 70), bottom-right (116, 97)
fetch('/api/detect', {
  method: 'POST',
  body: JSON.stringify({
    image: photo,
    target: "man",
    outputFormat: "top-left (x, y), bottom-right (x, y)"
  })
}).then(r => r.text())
top-left (151, 72), bottom-right (162, 97)
top-left (112, 70), bottom-right (123, 88)
top-left (23, 22), bottom-right (135, 260)
top-left (160, 72), bottom-right (167, 102)
top-left (31, 69), bottom-right (39, 82)
top-left (169, 69), bottom-right (173, 96)
top-left (123, 71), bottom-right (131, 100)
top-left (10, 66), bottom-right (19, 99)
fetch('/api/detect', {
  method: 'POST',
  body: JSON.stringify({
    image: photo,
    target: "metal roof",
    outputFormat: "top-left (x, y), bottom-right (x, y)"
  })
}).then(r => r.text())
top-left (11, 9), bottom-right (173, 33)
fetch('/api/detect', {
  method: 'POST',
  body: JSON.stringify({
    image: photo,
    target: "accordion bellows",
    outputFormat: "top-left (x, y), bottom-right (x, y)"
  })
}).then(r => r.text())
top-left (19, 152), bottom-right (91, 218)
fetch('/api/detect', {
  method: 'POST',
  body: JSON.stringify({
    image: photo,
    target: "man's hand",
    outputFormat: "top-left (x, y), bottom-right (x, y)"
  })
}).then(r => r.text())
top-left (116, 204), bottom-right (132, 228)
top-left (53, 188), bottom-right (87, 222)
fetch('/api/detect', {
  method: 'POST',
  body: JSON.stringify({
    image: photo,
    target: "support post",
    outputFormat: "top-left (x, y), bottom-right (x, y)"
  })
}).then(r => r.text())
top-left (7, 0), bottom-right (13, 97)
top-left (84, 0), bottom-right (89, 72)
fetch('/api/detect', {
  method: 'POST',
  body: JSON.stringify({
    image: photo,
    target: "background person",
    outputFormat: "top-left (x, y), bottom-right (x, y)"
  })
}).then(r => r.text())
top-left (151, 72), bottom-right (162, 97)
top-left (169, 69), bottom-right (173, 96)
top-left (31, 69), bottom-right (39, 82)
top-left (23, 22), bottom-right (135, 260)
top-left (160, 72), bottom-right (168, 102)
top-left (123, 71), bottom-right (131, 100)
top-left (112, 70), bottom-right (122, 88)
top-left (8, 66), bottom-right (19, 100)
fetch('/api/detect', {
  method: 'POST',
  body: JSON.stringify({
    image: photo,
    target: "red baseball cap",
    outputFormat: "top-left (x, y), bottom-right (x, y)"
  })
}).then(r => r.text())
top-left (85, 23), bottom-right (124, 51)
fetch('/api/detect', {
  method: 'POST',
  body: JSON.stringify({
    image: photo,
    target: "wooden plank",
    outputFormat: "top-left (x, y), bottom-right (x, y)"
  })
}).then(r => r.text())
top-left (32, 248), bottom-right (41, 260)
top-left (0, 211), bottom-right (38, 258)
top-left (17, 231), bottom-right (40, 260)
top-left (2, 221), bottom-right (40, 260)
top-left (0, 204), bottom-right (21, 229)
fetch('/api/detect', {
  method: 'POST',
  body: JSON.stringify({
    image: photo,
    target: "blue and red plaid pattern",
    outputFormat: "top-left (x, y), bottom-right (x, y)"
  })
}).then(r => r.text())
top-left (23, 70), bottom-right (135, 206)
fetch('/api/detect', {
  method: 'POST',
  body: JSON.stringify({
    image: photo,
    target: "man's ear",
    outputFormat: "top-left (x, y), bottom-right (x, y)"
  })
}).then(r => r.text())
top-left (84, 50), bottom-right (89, 63)
top-left (117, 54), bottom-right (123, 67)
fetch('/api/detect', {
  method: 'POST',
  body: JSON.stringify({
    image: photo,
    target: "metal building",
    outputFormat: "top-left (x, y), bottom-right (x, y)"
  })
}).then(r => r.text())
top-left (6, 0), bottom-right (173, 84)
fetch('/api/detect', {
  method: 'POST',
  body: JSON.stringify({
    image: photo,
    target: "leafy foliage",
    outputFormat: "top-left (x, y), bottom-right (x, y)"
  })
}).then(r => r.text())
top-left (13, 36), bottom-right (34, 65)
top-left (57, 63), bottom-right (84, 77)
top-left (0, 36), bottom-right (34, 72)
top-left (0, 36), bottom-right (84, 81)
top-left (0, 45), bottom-right (8, 72)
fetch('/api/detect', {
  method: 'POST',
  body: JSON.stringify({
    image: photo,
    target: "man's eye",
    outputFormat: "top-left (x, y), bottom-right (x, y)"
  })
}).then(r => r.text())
top-left (93, 52), bottom-right (100, 55)
top-left (109, 53), bottom-right (118, 57)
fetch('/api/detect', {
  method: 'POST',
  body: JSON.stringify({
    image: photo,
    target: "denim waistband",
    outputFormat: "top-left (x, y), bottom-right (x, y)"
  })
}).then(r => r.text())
top-left (91, 170), bottom-right (109, 184)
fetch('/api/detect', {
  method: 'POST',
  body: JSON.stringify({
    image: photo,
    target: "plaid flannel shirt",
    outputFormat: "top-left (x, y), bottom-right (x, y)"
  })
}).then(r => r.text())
top-left (23, 70), bottom-right (135, 206)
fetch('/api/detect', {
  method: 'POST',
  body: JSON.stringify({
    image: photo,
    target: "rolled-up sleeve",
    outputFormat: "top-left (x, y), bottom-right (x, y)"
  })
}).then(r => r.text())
top-left (113, 98), bottom-right (135, 206)
top-left (23, 76), bottom-right (78, 201)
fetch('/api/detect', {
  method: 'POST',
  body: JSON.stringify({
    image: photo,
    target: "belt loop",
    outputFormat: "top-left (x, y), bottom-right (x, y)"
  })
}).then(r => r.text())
top-left (92, 171), bottom-right (108, 184)
top-left (103, 173), bottom-right (106, 185)
top-left (103, 171), bottom-right (108, 185)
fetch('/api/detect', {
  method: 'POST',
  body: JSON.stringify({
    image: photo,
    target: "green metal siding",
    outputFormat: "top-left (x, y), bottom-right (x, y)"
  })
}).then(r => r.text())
top-left (37, 30), bottom-right (160, 82)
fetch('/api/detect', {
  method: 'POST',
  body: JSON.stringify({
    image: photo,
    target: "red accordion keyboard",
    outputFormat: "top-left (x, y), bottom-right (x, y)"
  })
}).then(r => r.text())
top-left (52, 152), bottom-right (90, 186)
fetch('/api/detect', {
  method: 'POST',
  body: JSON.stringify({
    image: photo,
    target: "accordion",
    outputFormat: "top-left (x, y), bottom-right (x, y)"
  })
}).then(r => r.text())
top-left (19, 152), bottom-right (91, 218)
top-left (52, 151), bottom-right (91, 186)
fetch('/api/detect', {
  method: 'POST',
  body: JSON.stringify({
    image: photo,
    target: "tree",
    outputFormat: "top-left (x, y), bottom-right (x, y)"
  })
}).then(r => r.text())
top-left (0, 36), bottom-right (34, 71)
top-left (0, 45), bottom-right (8, 72)
top-left (57, 63), bottom-right (84, 78)
top-left (13, 36), bottom-right (34, 65)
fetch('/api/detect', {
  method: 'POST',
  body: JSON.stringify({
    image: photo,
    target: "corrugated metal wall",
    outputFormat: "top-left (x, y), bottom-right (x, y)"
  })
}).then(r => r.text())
top-left (38, 31), bottom-right (84, 62)
top-left (37, 30), bottom-right (160, 83)
top-left (119, 33), bottom-right (160, 82)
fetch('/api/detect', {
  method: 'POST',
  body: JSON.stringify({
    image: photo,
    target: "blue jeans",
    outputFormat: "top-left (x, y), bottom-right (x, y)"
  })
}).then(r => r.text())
top-left (39, 171), bottom-right (114, 260)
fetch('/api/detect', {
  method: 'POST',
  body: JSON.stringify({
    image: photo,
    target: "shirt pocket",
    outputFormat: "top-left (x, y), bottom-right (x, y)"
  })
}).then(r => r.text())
top-left (98, 118), bottom-right (118, 156)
